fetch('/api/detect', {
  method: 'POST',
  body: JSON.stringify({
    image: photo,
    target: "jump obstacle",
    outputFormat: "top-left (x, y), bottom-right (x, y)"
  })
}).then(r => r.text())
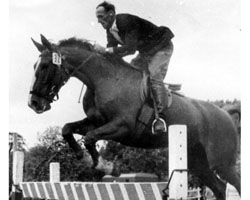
top-left (11, 125), bottom-right (239, 200)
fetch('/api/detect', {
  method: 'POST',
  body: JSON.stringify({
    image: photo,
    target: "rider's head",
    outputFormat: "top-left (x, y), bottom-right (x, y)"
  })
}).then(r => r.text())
top-left (96, 1), bottom-right (116, 30)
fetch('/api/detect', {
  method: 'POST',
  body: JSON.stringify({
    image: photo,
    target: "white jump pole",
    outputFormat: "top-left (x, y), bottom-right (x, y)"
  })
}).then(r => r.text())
top-left (168, 125), bottom-right (188, 200)
top-left (11, 133), bottom-right (24, 200)
top-left (50, 162), bottom-right (60, 182)
top-left (12, 152), bottom-right (24, 186)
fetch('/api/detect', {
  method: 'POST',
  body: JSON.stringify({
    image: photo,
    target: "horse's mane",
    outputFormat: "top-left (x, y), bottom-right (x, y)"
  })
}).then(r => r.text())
top-left (58, 37), bottom-right (94, 52)
top-left (58, 37), bottom-right (141, 72)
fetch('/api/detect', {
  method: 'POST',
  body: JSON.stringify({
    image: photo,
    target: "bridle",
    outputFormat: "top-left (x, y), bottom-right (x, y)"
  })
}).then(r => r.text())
top-left (30, 51), bottom-right (94, 103)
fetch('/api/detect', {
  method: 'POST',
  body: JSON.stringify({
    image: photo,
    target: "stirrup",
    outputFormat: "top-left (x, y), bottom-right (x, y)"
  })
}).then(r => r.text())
top-left (152, 117), bottom-right (167, 134)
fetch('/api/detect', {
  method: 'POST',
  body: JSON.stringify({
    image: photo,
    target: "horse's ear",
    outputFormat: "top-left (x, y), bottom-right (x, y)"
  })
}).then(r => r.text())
top-left (31, 38), bottom-right (46, 52)
top-left (40, 34), bottom-right (53, 50)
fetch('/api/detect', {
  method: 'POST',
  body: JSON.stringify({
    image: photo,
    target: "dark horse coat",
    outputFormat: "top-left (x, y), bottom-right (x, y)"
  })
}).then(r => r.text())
top-left (29, 35), bottom-right (240, 200)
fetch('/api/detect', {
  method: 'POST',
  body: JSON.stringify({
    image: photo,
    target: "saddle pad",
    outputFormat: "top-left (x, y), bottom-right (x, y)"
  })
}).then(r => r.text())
top-left (140, 72), bottom-right (179, 106)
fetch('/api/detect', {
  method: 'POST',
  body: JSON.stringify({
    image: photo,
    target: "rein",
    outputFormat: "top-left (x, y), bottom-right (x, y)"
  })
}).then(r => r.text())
top-left (53, 53), bottom-right (94, 101)
top-left (58, 53), bottom-right (93, 103)
top-left (60, 53), bottom-right (94, 79)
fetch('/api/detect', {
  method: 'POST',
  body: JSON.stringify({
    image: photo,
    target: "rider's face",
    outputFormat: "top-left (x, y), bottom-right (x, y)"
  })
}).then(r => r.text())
top-left (96, 6), bottom-right (114, 29)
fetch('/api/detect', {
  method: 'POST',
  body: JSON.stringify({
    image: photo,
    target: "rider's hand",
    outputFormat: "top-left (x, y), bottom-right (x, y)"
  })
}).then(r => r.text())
top-left (94, 43), bottom-right (106, 54)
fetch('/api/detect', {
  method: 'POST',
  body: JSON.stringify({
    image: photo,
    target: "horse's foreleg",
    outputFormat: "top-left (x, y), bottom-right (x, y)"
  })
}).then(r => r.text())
top-left (62, 118), bottom-right (95, 159)
top-left (84, 119), bottom-right (130, 173)
top-left (84, 118), bottom-right (130, 145)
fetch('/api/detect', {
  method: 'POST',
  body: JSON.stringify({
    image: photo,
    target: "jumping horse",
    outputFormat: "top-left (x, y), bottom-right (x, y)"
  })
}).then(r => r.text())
top-left (28, 35), bottom-right (240, 200)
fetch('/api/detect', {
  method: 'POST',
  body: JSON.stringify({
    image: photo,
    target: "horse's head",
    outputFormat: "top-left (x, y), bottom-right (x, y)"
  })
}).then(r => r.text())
top-left (28, 34), bottom-right (139, 114)
top-left (28, 35), bottom-right (69, 114)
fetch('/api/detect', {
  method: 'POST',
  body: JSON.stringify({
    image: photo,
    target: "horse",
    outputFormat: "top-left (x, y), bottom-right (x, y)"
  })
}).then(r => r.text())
top-left (28, 34), bottom-right (240, 200)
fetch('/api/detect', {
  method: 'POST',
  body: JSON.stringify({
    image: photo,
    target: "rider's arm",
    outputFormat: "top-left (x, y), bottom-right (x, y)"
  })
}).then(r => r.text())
top-left (106, 29), bottom-right (138, 57)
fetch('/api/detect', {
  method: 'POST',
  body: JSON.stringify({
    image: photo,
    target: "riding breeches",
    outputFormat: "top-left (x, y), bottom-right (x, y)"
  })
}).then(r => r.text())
top-left (131, 41), bottom-right (174, 114)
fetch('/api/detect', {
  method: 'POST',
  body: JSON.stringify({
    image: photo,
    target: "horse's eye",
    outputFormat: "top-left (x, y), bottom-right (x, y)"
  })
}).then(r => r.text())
top-left (40, 64), bottom-right (49, 70)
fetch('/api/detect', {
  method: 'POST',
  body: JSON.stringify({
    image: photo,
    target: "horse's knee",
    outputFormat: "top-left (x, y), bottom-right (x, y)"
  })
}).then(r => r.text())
top-left (62, 124), bottom-right (73, 138)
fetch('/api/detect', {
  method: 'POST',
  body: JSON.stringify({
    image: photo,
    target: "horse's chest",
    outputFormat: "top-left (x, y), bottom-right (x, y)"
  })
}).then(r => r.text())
top-left (95, 96), bottom-right (120, 116)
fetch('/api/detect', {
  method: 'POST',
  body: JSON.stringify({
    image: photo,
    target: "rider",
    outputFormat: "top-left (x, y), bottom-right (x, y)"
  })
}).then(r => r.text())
top-left (94, 1), bottom-right (174, 134)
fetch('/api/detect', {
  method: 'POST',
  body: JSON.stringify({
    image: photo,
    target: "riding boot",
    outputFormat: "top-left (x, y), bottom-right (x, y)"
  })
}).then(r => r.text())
top-left (150, 78), bottom-right (168, 134)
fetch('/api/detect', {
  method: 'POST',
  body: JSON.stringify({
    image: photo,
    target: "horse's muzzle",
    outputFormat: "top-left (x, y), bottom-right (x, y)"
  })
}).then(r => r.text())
top-left (28, 94), bottom-right (51, 114)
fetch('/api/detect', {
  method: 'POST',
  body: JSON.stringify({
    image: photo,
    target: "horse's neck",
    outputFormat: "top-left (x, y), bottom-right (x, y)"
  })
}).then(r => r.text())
top-left (63, 47), bottom-right (142, 89)
top-left (62, 48), bottom-right (96, 88)
top-left (62, 47), bottom-right (91, 67)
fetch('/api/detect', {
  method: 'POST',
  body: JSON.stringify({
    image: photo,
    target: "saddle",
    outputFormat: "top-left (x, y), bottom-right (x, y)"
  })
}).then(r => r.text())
top-left (135, 72), bottom-right (183, 135)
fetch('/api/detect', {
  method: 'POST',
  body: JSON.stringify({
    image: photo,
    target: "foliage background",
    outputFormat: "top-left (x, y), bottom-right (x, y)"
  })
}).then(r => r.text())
top-left (9, 100), bottom-right (240, 193)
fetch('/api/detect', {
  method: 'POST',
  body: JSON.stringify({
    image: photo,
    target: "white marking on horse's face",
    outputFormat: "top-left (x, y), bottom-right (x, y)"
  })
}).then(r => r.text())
top-left (28, 57), bottom-right (41, 106)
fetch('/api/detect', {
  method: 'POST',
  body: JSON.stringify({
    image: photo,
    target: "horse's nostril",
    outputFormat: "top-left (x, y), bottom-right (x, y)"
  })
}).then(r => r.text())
top-left (31, 99), bottom-right (38, 108)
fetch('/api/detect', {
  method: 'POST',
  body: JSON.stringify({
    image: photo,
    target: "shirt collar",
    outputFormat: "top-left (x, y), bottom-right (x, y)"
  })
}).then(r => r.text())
top-left (110, 18), bottom-right (118, 32)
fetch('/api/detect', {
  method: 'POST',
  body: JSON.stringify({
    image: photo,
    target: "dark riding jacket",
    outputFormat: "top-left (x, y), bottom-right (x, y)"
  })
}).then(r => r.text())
top-left (107, 13), bottom-right (174, 57)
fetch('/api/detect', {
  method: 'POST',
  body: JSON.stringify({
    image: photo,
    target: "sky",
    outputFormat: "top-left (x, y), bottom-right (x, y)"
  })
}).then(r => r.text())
top-left (8, 0), bottom-right (243, 147)
top-left (4, 0), bottom-right (250, 197)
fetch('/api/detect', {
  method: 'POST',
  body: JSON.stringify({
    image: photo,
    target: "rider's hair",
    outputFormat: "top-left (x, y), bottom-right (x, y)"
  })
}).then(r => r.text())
top-left (96, 1), bottom-right (116, 13)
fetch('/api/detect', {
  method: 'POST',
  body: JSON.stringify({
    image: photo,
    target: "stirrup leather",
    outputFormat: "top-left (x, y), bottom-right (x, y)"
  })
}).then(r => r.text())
top-left (152, 117), bottom-right (167, 134)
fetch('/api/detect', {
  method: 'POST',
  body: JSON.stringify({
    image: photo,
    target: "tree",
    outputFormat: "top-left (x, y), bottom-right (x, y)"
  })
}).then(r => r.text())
top-left (17, 97), bottom-right (241, 184)
top-left (23, 126), bottom-right (105, 182)
top-left (100, 141), bottom-right (169, 181)
top-left (23, 126), bottom-right (169, 181)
